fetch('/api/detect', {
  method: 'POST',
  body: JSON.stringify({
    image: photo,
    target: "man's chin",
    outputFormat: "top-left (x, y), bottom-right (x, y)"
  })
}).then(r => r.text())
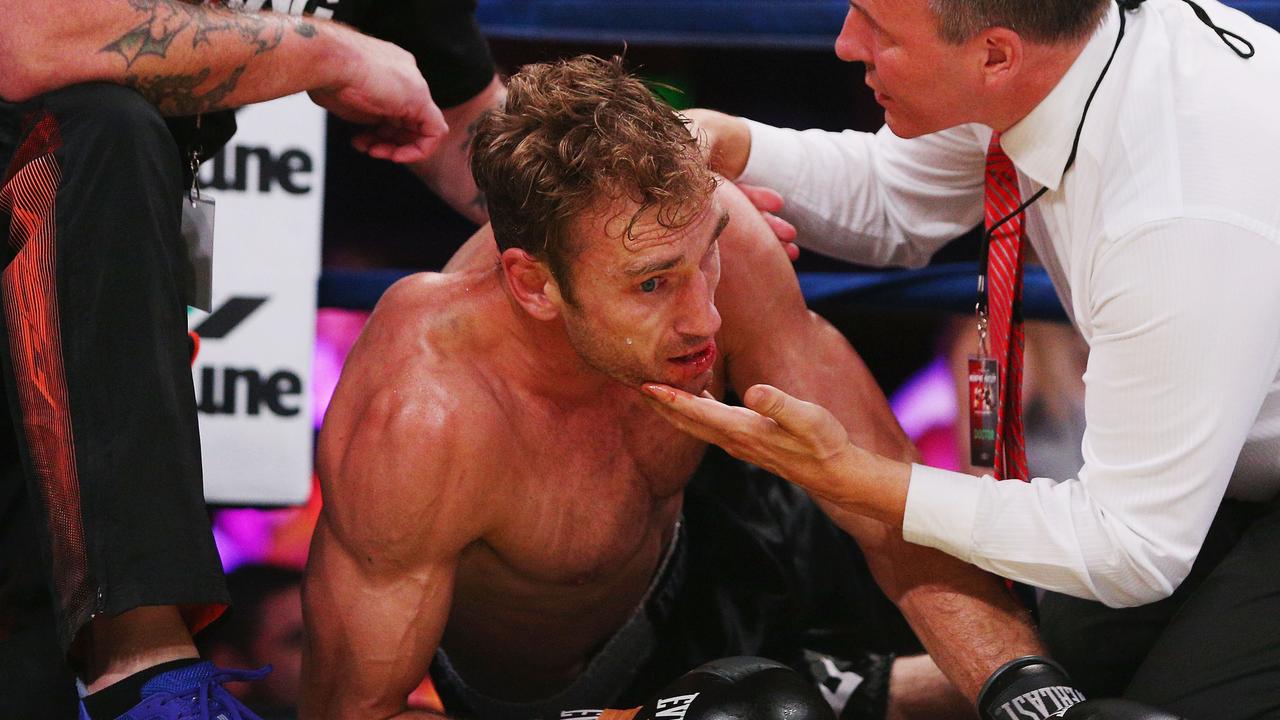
top-left (883, 113), bottom-right (927, 139)
top-left (649, 370), bottom-right (713, 395)
top-left (883, 109), bottom-right (968, 140)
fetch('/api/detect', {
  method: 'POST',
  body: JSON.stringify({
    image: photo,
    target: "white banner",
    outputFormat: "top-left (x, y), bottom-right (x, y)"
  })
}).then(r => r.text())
top-left (189, 93), bottom-right (324, 506)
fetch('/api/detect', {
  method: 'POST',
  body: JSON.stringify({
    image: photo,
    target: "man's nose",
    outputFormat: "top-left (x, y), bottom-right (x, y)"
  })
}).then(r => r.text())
top-left (835, 8), bottom-right (872, 63)
top-left (676, 277), bottom-right (722, 340)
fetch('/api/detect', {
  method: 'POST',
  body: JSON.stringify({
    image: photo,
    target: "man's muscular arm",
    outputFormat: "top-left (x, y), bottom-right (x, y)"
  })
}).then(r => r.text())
top-left (303, 386), bottom-right (485, 719)
top-left (0, 0), bottom-right (445, 160)
top-left (710, 184), bottom-right (1044, 706)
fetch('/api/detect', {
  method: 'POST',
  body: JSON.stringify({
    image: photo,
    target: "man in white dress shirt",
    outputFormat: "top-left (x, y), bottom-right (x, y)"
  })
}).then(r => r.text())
top-left (650, 1), bottom-right (1280, 717)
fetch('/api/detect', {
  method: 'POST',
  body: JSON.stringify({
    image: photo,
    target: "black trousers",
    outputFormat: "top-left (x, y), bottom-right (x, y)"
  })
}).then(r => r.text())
top-left (0, 83), bottom-right (228, 719)
top-left (432, 449), bottom-right (921, 720)
top-left (1041, 497), bottom-right (1280, 719)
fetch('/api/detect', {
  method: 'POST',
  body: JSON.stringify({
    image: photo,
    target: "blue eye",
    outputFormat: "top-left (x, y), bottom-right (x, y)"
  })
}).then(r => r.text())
top-left (640, 278), bottom-right (660, 293)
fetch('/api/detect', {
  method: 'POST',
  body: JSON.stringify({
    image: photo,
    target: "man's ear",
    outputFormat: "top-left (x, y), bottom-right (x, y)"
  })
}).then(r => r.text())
top-left (501, 248), bottom-right (564, 320)
top-left (979, 27), bottom-right (1024, 89)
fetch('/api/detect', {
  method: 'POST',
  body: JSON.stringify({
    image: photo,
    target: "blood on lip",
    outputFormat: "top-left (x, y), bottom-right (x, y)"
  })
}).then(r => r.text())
top-left (673, 346), bottom-right (709, 363)
top-left (671, 343), bottom-right (717, 375)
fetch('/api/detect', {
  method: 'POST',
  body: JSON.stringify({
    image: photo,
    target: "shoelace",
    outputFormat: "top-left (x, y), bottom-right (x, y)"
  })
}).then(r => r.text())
top-left (158, 666), bottom-right (271, 720)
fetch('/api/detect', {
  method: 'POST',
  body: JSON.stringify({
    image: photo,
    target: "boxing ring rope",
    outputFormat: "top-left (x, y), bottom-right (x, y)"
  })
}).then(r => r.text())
top-left (474, 0), bottom-right (1280, 48)
top-left (476, 1), bottom-right (850, 50)
top-left (317, 263), bottom-right (1069, 320)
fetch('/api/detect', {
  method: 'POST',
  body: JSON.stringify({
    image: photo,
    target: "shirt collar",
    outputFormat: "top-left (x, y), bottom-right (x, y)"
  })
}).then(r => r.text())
top-left (1001, 3), bottom-right (1122, 191)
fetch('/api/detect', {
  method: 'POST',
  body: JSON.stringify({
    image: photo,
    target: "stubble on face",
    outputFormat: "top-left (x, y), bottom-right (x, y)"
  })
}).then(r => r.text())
top-left (555, 197), bottom-right (721, 394)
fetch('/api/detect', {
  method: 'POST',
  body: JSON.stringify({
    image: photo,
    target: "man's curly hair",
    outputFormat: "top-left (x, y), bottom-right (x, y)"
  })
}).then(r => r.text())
top-left (471, 55), bottom-right (717, 304)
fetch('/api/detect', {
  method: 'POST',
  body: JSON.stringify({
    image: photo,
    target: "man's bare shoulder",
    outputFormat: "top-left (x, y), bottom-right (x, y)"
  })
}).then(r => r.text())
top-left (712, 181), bottom-right (809, 331)
top-left (317, 267), bottom-right (511, 543)
top-left (714, 182), bottom-right (789, 256)
top-left (343, 265), bottom-right (509, 389)
top-left (351, 227), bottom-right (503, 370)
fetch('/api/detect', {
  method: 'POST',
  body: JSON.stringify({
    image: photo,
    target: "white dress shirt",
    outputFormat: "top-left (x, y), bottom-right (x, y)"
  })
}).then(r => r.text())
top-left (740, 0), bottom-right (1280, 607)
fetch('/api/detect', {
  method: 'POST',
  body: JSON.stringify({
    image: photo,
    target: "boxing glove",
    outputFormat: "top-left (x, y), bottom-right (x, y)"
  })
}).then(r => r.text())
top-left (562, 657), bottom-right (836, 720)
top-left (1061, 699), bottom-right (1186, 719)
top-left (978, 656), bottom-right (1087, 719)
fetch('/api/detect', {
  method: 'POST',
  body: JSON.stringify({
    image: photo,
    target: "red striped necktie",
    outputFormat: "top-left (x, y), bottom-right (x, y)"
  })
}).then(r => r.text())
top-left (984, 133), bottom-right (1029, 482)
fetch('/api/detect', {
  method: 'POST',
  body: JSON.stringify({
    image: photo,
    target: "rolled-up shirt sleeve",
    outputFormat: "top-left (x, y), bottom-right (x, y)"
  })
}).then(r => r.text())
top-left (903, 218), bottom-right (1280, 607)
top-left (739, 120), bottom-right (987, 268)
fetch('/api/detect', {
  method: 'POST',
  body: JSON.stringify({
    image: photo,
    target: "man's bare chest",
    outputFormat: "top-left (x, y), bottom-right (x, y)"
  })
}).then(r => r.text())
top-left (473, 406), bottom-right (704, 586)
top-left (439, 410), bottom-right (703, 692)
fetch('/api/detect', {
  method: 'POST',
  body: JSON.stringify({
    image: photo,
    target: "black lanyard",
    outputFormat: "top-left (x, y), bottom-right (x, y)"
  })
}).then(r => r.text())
top-left (1124, 0), bottom-right (1256, 57)
top-left (974, 0), bottom-right (1254, 330)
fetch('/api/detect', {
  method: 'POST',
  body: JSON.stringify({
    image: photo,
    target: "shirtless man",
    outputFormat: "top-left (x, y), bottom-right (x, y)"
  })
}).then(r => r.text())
top-left (302, 55), bottom-right (1047, 720)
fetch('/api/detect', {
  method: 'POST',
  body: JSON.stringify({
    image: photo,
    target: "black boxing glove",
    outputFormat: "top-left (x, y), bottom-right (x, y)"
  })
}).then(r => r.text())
top-left (1061, 699), bottom-right (1186, 720)
top-left (559, 657), bottom-right (836, 720)
top-left (633, 657), bottom-right (836, 720)
top-left (978, 656), bottom-right (1087, 719)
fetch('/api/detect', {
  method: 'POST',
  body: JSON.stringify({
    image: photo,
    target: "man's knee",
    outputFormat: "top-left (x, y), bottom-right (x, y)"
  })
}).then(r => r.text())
top-left (46, 83), bottom-right (164, 127)
top-left (40, 83), bottom-right (177, 169)
top-left (21, 83), bottom-right (185, 207)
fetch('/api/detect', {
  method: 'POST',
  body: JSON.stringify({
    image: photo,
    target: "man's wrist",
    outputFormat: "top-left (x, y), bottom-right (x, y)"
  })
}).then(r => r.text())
top-left (711, 113), bottom-right (751, 181)
top-left (685, 109), bottom-right (751, 180)
top-left (978, 656), bottom-right (1085, 720)
top-left (310, 20), bottom-right (360, 94)
top-left (819, 444), bottom-right (910, 528)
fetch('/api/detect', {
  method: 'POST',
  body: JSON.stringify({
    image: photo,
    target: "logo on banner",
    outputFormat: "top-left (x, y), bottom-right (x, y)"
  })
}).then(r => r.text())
top-left (222, 0), bottom-right (341, 19)
top-left (195, 296), bottom-right (304, 418)
top-left (198, 143), bottom-right (315, 195)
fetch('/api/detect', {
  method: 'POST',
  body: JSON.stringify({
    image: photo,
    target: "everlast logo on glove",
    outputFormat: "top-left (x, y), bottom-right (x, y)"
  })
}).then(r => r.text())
top-left (652, 694), bottom-right (700, 719)
top-left (992, 685), bottom-right (1087, 720)
top-left (554, 658), bottom-right (834, 720)
top-left (551, 693), bottom-right (701, 720)
top-left (978, 657), bottom-right (1086, 720)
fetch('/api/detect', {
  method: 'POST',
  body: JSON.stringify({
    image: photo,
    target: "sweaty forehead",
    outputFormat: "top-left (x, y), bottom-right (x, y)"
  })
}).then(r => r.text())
top-left (626, 198), bottom-right (721, 249)
top-left (575, 192), bottom-right (719, 253)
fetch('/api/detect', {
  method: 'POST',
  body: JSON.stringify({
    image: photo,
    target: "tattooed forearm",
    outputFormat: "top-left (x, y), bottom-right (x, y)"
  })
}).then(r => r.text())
top-left (101, 0), bottom-right (314, 113)
top-left (124, 65), bottom-right (246, 115)
top-left (191, 13), bottom-right (284, 55)
top-left (101, 0), bottom-right (192, 69)
top-left (103, 0), bottom-right (313, 67)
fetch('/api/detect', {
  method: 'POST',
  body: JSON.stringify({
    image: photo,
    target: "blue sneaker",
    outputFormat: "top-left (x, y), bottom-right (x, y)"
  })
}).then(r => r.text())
top-left (116, 661), bottom-right (271, 720)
